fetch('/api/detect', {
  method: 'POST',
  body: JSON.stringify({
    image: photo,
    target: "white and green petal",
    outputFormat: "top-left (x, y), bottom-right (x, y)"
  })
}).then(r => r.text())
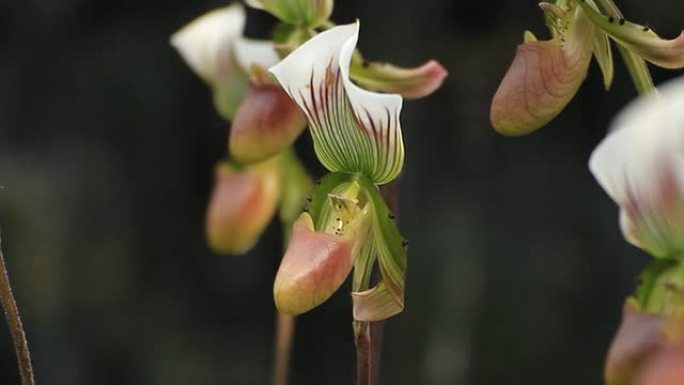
top-left (579, 1), bottom-right (684, 69)
top-left (490, 3), bottom-right (595, 136)
top-left (589, 76), bottom-right (684, 258)
top-left (269, 22), bottom-right (405, 185)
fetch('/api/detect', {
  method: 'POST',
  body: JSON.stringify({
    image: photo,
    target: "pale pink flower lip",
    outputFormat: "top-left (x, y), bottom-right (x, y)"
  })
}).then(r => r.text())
top-left (205, 159), bottom-right (281, 255)
top-left (273, 213), bottom-right (355, 315)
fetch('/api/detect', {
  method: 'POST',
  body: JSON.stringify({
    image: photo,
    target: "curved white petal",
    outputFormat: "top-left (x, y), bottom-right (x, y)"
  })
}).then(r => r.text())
top-left (170, 4), bottom-right (245, 86)
top-left (233, 38), bottom-right (280, 75)
top-left (269, 22), bottom-right (405, 185)
top-left (590, 76), bottom-right (684, 257)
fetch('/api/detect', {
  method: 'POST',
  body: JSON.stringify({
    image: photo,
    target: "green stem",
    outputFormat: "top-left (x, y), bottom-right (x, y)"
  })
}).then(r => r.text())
top-left (0, 233), bottom-right (35, 385)
top-left (591, 0), bottom-right (655, 94)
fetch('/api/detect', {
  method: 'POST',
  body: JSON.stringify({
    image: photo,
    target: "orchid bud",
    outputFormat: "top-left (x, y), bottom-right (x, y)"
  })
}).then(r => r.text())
top-left (205, 157), bottom-right (281, 255)
top-left (229, 71), bottom-right (307, 164)
top-left (590, 76), bottom-right (684, 258)
top-left (246, 0), bottom-right (332, 28)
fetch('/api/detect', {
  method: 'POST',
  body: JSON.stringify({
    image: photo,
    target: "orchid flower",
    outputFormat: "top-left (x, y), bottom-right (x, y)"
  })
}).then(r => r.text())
top-left (491, 0), bottom-right (684, 136)
top-left (589, 76), bottom-right (684, 259)
top-left (590, 76), bottom-right (684, 385)
top-left (266, 22), bottom-right (446, 321)
top-left (171, 4), bottom-right (314, 257)
top-left (171, 3), bottom-right (307, 164)
top-left (171, 3), bottom-right (445, 260)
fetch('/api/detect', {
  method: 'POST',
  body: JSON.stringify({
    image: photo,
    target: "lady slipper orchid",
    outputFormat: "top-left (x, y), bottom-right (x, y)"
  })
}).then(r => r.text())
top-left (491, 2), bottom-right (596, 136)
top-left (171, 4), bottom-right (308, 164)
top-left (589, 76), bottom-right (684, 258)
top-left (273, 173), bottom-right (407, 321)
top-left (266, 22), bottom-right (445, 321)
top-left (491, 0), bottom-right (684, 136)
top-left (274, 183), bottom-right (369, 315)
top-left (205, 157), bottom-right (281, 255)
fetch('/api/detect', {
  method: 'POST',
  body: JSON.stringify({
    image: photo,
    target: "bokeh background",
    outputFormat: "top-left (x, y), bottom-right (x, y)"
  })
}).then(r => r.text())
top-left (1, 0), bottom-right (683, 384)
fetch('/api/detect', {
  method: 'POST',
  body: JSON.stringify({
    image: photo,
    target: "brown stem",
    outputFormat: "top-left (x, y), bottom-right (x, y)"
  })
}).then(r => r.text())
top-left (354, 180), bottom-right (400, 385)
top-left (354, 321), bottom-right (371, 385)
top-left (0, 233), bottom-right (35, 385)
top-left (272, 312), bottom-right (295, 385)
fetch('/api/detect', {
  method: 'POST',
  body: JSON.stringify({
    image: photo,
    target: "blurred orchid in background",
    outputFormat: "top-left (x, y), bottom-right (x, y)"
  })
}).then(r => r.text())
top-left (171, 3), bottom-right (312, 256)
top-left (590, 76), bottom-right (684, 260)
top-left (590, 76), bottom-right (684, 385)
top-left (490, 0), bottom-right (684, 136)
top-left (170, 1), bottom-right (446, 256)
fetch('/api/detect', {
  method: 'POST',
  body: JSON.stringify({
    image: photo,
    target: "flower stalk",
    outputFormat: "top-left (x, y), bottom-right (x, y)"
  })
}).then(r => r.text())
top-left (272, 312), bottom-right (296, 385)
top-left (0, 232), bottom-right (35, 385)
top-left (353, 180), bottom-right (400, 385)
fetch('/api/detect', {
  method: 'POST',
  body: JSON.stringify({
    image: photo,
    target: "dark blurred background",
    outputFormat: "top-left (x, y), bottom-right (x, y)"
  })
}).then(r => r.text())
top-left (1, 0), bottom-right (683, 384)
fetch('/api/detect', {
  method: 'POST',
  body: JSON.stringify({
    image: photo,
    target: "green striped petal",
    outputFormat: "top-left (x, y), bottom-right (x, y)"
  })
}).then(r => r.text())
top-left (269, 22), bottom-right (405, 185)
